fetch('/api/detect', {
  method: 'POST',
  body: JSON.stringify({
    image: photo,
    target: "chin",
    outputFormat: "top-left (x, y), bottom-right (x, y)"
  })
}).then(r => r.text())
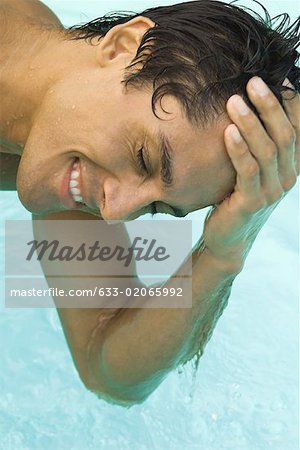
top-left (16, 182), bottom-right (59, 215)
top-left (17, 196), bottom-right (60, 215)
top-left (16, 165), bottom-right (61, 215)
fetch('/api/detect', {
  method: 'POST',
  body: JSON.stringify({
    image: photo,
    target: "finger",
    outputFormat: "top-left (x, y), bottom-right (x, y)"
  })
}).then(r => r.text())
top-left (282, 78), bottom-right (300, 176)
top-left (246, 77), bottom-right (297, 190)
top-left (224, 124), bottom-right (260, 200)
top-left (226, 94), bottom-right (283, 200)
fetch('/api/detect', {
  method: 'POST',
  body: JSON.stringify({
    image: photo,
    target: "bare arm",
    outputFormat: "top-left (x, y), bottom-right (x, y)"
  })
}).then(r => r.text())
top-left (88, 238), bottom-right (238, 405)
top-left (32, 210), bottom-right (240, 406)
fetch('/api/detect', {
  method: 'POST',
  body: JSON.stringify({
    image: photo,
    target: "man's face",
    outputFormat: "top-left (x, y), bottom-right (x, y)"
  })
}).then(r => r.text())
top-left (16, 27), bottom-right (236, 220)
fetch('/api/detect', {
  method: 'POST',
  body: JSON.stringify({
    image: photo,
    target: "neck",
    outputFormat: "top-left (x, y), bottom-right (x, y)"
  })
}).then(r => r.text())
top-left (0, 20), bottom-right (96, 156)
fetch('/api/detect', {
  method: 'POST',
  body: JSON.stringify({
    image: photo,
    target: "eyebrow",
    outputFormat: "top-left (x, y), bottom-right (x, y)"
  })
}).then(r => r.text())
top-left (156, 131), bottom-right (187, 218)
top-left (157, 130), bottom-right (175, 188)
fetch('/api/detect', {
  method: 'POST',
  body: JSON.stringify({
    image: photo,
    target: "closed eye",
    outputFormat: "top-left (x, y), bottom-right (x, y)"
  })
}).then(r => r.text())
top-left (136, 151), bottom-right (185, 218)
top-left (137, 147), bottom-right (149, 174)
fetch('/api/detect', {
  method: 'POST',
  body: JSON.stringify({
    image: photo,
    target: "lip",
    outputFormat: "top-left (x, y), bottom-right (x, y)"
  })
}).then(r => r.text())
top-left (79, 159), bottom-right (104, 215)
top-left (60, 158), bottom-right (82, 209)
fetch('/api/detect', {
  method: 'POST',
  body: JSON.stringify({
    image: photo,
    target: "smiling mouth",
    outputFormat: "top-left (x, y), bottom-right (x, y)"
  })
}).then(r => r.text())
top-left (69, 158), bottom-right (85, 204)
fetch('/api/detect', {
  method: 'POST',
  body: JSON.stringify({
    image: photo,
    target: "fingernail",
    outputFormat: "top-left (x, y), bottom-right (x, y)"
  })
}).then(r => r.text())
top-left (283, 78), bottom-right (295, 89)
top-left (232, 96), bottom-right (250, 115)
top-left (230, 126), bottom-right (242, 143)
top-left (250, 77), bottom-right (269, 97)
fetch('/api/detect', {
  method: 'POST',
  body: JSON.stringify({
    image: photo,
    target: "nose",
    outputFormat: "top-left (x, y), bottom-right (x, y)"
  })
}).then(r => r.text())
top-left (100, 177), bottom-right (154, 221)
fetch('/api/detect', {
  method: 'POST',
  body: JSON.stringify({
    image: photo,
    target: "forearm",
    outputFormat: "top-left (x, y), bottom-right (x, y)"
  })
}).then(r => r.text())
top-left (88, 240), bottom-right (242, 403)
top-left (55, 307), bottom-right (122, 385)
top-left (32, 213), bottom-right (241, 405)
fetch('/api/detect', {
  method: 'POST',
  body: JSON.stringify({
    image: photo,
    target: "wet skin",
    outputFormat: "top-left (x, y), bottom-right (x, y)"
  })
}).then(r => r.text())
top-left (0, 12), bottom-right (236, 219)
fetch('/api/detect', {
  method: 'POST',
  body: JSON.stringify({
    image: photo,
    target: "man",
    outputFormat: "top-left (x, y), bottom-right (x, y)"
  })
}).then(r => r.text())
top-left (0, 0), bottom-right (299, 406)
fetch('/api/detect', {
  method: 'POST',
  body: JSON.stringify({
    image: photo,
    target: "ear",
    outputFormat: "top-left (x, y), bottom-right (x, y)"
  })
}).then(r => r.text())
top-left (96, 16), bottom-right (155, 68)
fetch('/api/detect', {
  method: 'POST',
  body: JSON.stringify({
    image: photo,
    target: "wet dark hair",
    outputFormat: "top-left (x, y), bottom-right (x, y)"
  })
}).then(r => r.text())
top-left (65, 0), bottom-right (299, 128)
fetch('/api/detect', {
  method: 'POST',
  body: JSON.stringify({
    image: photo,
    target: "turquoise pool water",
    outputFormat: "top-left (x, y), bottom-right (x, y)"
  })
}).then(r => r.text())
top-left (0, 1), bottom-right (299, 449)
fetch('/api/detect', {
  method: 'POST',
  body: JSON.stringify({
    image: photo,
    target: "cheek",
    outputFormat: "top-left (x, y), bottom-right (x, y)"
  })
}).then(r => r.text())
top-left (24, 80), bottom-right (110, 162)
top-left (203, 167), bottom-right (236, 205)
top-left (38, 76), bottom-right (108, 144)
top-left (167, 160), bottom-right (235, 210)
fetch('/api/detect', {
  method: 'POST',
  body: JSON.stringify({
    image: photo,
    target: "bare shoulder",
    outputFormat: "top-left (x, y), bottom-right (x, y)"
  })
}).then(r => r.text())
top-left (0, 0), bottom-right (63, 50)
top-left (0, 0), bottom-right (63, 28)
top-left (0, 1), bottom-right (64, 191)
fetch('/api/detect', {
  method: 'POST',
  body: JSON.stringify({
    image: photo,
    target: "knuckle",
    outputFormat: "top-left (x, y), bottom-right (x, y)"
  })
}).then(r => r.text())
top-left (244, 199), bottom-right (266, 213)
top-left (244, 116), bottom-right (257, 131)
top-left (263, 145), bottom-right (277, 162)
top-left (282, 175), bottom-right (297, 191)
top-left (266, 189), bottom-right (284, 205)
top-left (244, 162), bottom-right (260, 177)
top-left (265, 95), bottom-right (279, 110)
top-left (235, 143), bottom-right (249, 156)
top-left (282, 127), bottom-right (296, 146)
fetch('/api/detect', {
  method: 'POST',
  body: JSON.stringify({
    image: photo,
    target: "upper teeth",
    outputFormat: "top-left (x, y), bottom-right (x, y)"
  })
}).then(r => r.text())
top-left (69, 160), bottom-right (83, 203)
